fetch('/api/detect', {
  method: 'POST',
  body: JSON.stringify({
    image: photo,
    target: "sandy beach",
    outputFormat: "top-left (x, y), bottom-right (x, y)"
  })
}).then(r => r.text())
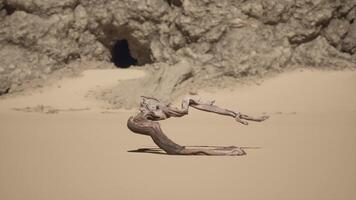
top-left (0, 68), bottom-right (355, 200)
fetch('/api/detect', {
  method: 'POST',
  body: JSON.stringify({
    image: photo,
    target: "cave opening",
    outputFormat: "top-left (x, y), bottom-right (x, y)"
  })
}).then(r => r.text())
top-left (167, 0), bottom-right (182, 7)
top-left (3, 3), bottom-right (16, 15)
top-left (111, 39), bottom-right (138, 68)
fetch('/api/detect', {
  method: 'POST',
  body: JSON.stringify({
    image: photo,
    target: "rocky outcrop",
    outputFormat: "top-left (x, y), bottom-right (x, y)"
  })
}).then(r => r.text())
top-left (0, 0), bottom-right (356, 104)
top-left (342, 20), bottom-right (356, 54)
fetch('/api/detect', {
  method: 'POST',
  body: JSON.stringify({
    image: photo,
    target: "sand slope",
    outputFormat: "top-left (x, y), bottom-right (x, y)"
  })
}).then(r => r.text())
top-left (0, 69), bottom-right (355, 200)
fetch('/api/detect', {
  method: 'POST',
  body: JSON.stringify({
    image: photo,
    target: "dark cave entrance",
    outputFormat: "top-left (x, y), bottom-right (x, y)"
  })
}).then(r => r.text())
top-left (3, 3), bottom-right (16, 15)
top-left (111, 39), bottom-right (138, 68)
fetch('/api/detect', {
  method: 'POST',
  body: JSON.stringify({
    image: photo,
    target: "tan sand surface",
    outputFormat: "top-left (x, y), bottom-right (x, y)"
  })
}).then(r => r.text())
top-left (0, 69), bottom-right (355, 200)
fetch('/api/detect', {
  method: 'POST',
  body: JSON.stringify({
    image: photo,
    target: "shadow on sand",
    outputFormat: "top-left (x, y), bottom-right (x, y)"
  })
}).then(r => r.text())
top-left (128, 146), bottom-right (262, 155)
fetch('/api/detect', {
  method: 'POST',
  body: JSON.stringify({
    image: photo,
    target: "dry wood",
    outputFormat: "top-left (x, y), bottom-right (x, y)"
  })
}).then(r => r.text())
top-left (127, 96), bottom-right (269, 156)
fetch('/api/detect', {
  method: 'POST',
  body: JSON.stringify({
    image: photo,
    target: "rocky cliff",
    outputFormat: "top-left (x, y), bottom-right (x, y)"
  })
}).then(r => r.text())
top-left (1, 0), bottom-right (355, 104)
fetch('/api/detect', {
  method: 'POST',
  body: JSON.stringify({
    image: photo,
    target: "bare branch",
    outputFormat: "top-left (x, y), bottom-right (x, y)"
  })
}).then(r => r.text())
top-left (127, 96), bottom-right (269, 156)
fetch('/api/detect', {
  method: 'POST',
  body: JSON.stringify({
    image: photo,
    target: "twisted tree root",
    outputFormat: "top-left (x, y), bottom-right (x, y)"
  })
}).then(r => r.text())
top-left (127, 96), bottom-right (269, 156)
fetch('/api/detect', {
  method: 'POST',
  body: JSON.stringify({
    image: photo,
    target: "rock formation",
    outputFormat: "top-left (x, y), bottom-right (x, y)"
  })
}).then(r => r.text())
top-left (1, 0), bottom-right (355, 105)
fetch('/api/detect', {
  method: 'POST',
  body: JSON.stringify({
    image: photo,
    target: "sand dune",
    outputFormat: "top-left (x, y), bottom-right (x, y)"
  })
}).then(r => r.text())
top-left (0, 69), bottom-right (355, 200)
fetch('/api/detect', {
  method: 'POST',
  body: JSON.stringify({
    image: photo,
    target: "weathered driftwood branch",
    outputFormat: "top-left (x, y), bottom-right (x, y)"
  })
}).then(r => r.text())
top-left (127, 96), bottom-right (269, 156)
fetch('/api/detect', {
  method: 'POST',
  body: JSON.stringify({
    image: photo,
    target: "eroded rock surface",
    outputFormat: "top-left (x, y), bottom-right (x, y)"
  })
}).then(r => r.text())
top-left (0, 0), bottom-right (355, 105)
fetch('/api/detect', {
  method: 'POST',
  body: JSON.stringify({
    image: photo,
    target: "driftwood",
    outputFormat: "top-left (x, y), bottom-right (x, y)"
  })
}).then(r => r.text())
top-left (127, 96), bottom-right (269, 156)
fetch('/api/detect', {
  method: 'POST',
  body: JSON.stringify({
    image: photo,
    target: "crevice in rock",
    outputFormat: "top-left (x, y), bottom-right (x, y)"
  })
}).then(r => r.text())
top-left (166, 0), bottom-right (182, 7)
top-left (64, 53), bottom-right (81, 64)
top-left (0, 87), bottom-right (10, 96)
top-left (3, 2), bottom-right (16, 15)
top-left (288, 32), bottom-right (321, 45)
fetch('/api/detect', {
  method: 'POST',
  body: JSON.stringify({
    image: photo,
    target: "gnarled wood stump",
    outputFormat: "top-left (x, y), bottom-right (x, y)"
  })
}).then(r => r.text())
top-left (127, 96), bottom-right (269, 156)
